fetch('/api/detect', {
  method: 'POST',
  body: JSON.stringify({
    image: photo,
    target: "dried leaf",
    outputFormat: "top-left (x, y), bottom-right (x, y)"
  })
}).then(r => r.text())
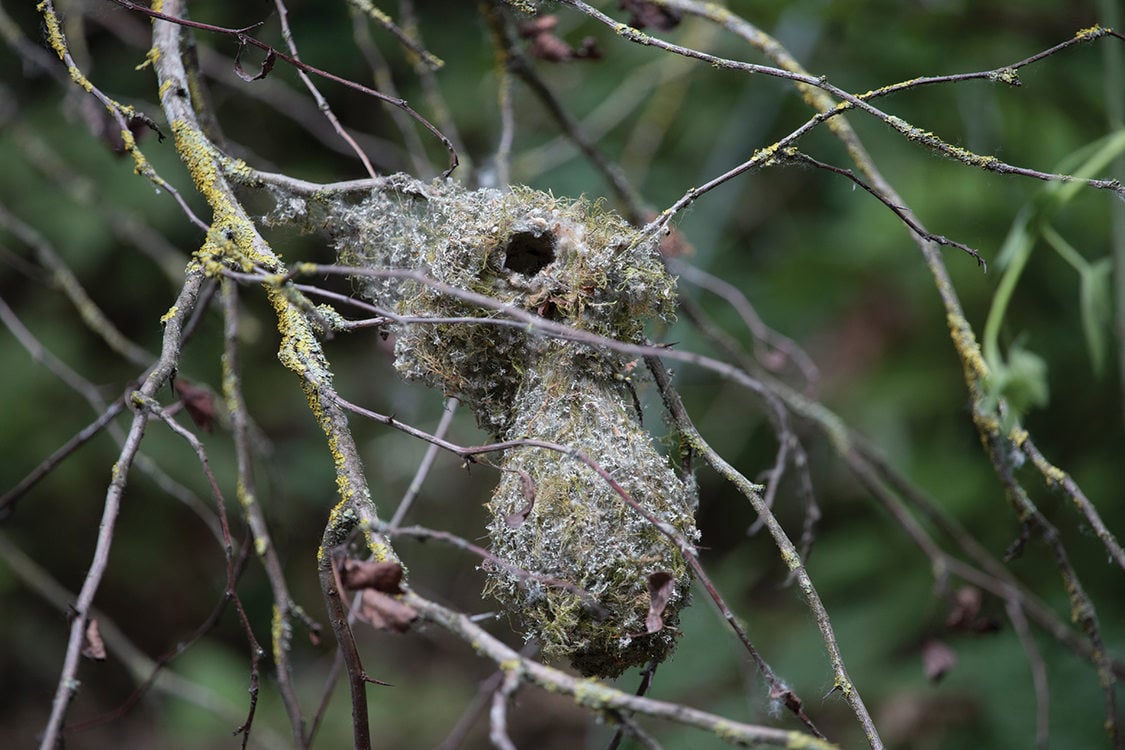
top-left (339, 559), bottom-right (405, 593)
top-left (505, 470), bottom-right (537, 528)
top-left (619, 0), bottom-right (682, 30)
top-left (234, 42), bottom-right (277, 82)
top-left (769, 683), bottom-right (806, 716)
top-left (81, 618), bottom-right (106, 661)
top-left (644, 571), bottom-right (675, 633)
top-left (945, 586), bottom-right (981, 630)
top-left (355, 590), bottom-right (418, 633)
top-left (174, 379), bottom-right (216, 433)
top-left (518, 15), bottom-right (601, 63)
top-left (921, 639), bottom-right (958, 683)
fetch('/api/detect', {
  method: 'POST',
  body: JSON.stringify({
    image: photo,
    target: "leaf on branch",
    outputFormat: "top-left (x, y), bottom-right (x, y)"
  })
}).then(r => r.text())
top-left (339, 559), bottom-right (405, 594)
top-left (127, 111), bottom-right (165, 143)
top-left (174, 379), bottom-right (216, 433)
top-left (945, 586), bottom-right (1000, 634)
top-left (644, 571), bottom-right (675, 633)
top-left (81, 618), bottom-right (107, 661)
top-left (77, 97), bottom-right (161, 155)
top-left (945, 586), bottom-right (981, 629)
top-left (518, 16), bottom-right (601, 63)
top-left (921, 638), bottom-right (958, 683)
top-left (770, 682), bottom-right (809, 719)
top-left (355, 590), bottom-right (418, 633)
top-left (619, 0), bottom-right (682, 30)
top-left (234, 41), bottom-right (277, 82)
top-left (504, 469), bottom-right (537, 528)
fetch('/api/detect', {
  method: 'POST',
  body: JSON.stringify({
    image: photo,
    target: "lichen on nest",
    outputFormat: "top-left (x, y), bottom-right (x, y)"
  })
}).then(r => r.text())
top-left (267, 175), bottom-right (698, 677)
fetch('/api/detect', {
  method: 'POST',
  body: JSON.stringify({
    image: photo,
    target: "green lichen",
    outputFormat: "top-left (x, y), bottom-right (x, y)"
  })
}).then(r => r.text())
top-left (266, 176), bottom-right (697, 676)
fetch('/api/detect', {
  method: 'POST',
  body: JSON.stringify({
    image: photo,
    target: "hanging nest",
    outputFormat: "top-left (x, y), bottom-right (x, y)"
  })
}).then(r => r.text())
top-left (270, 176), bottom-right (699, 676)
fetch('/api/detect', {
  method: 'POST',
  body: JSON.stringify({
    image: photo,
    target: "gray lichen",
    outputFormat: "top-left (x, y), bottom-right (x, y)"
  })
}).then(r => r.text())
top-left (266, 175), bottom-right (698, 677)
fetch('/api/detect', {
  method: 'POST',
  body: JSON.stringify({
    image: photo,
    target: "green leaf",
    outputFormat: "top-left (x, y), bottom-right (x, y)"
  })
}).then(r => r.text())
top-left (1079, 258), bottom-right (1113, 375)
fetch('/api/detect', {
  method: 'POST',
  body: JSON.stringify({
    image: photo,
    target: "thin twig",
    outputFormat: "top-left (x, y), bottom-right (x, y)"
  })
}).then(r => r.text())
top-left (107, 0), bottom-right (458, 176)
top-left (272, 0), bottom-right (377, 178)
top-left (1006, 599), bottom-right (1050, 750)
top-left (647, 357), bottom-right (877, 746)
top-left (1016, 433), bottom-right (1125, 572)
top-left (37, 270), bottom-right (206, 750)
top-left (408, 592), bottom-right (838, 749)
top-left (221, 279), bottom-right (310, 747)
top-left (782, 150), bottom-right (986, 268)
top-left (0, 398), bottom-right (126, 519)
top-left (389, 397), bottom-right (460, 528)
top-left (488, 669), bottom-right (520, 750)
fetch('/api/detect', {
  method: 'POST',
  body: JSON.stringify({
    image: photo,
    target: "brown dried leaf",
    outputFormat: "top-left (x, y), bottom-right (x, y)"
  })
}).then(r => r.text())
top-left (645, 571), bottom-right (675, 633)
top-left (945, 586), bottom-right (1000, 633)
top-left (921, 638), bottom-right (958, 683)
top-left (945, 586), bottom-right (981, 629)
top-left (174, 379), bottom-right (216, 433)
top-left (234, 42), bottom-right (277, 82)
top-left (619, 0), bottom-right (682, 30)
top-left (518, 16), bottom-right (559, 37)
top-left (505, 470), bottom-right (537, 528)
top-left (81, 618), bottom-right (106, 661)
top-left (355, 590), bottom-right (418, 633)
top-left (519, 15), bottom-right (601, 63)
top-left (339, 559), bottom-right (405, 593)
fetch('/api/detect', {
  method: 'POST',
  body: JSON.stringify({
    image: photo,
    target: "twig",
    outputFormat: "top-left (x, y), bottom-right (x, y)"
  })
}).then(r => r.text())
top-left (670, 259), bottom-right (820, 389)
top-left (0, 201), bottom-right (155, 365)
top-left (221, 279), bottom-right (310, 747)
top-left (646, 357), bottom-right (878, 748)
top-left (556, 0), bottom-right (1124, 238)
top-left (37, 0), bottom-right (208, 230)
top-left (37, 269), bottom-right (206, 750)
top-left (408, 592), bottom-right (838, 749)
top-left (147, 6), bottom-right (399, 745)
top-left (0, 398), bottom-right (126, 519)
top-left (389, 397), bottom-right (460, 528)
top-left (108, 0), bottom-right (458, 176)
top-left (781, 150), bottom-right (986, 268)
top-left (488, 669), bottom-right (520, 750)
top-left (346, 5), bottom-right (432, 176)
top-left (606, 663), bottom-right (660, 750)
top-left (1006, 599), bottom-right (1050, 750)
top-left (1016, 433), bottom-right (1125, 572)
top-left (492, 9), bottom-right (647, 221)
top-left (271, 0), bottom-right (377, 178)
top-left (0, 531), bottom-right (285, 749)
top-left (436, 642), bottom-right (539, 750)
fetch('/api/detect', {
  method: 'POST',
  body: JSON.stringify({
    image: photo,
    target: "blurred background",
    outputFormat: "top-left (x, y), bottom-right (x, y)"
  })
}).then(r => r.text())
top-left (0, 0), bottom-right (1122, 748)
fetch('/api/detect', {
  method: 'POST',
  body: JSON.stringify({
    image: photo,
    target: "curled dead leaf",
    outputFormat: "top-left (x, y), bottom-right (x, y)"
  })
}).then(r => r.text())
top-left (234, 42), bottom-right (277, 82)
top-left (356, 590), bottom-right (418, 633)
top-left (644, 571), bottom-right (675, 633)
top-left (339, 559), bottom-right (405, 594)
top-left (174, 379), bottom-right (216, 433)
top-left (620, 0), bottom-right (682, 31)
top-left (505, 469), bottom-right (537, 528)
top-left (921, 638), bottom-right (958, 683)
top-left (81, 618), bottom-right (106, 661)
top-left (518, 15), bottom-right (601, 63)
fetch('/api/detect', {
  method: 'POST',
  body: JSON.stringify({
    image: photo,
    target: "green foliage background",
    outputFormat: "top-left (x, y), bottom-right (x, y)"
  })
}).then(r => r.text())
top-left (0, 1), bottom-right (1122, 748)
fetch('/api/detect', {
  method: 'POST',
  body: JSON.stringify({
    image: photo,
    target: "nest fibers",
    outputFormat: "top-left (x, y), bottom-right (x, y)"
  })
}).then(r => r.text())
top-left (270, 176), bottom-right (699, 677)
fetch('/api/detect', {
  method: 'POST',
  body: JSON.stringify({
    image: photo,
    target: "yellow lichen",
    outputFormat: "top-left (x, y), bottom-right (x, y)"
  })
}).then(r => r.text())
top-left (37, 2), bottom-right (65, 60)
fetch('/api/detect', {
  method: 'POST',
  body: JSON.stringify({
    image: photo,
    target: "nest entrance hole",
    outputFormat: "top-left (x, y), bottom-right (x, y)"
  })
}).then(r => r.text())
top-left (503, 230), bottom-right (556, 275)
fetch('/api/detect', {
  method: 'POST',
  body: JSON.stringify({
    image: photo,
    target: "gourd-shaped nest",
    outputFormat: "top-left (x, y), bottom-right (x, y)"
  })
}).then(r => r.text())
top-left (316, 177), bottom-right (698, 676)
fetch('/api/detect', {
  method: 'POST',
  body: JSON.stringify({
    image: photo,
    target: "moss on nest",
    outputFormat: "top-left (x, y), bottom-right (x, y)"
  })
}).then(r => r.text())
top-left (268, 176), bottom-right (697, 676)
